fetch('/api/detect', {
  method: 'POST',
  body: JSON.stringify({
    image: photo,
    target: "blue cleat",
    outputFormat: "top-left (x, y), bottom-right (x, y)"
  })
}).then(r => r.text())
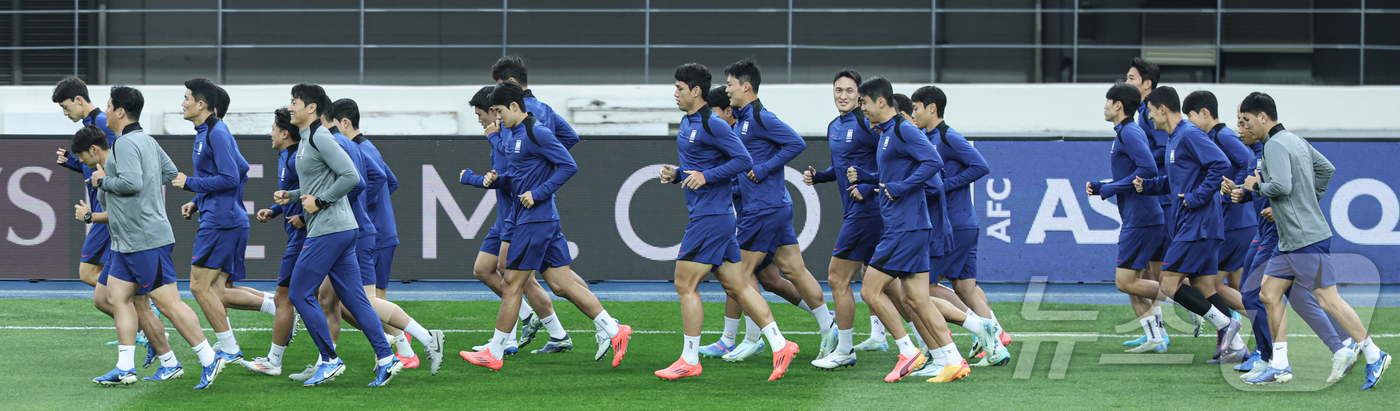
top-left (503, 341), bottom-right (520, 356)
top-left (854, 335), bottom-right (888, 352)
top-left (143, 344), bottom-right (157, 368)
top-left (721, 339), bottom-right (766, 363)
top-left (1235, 351), bottom-right (1260, 372)
top-left (302, 359), bottom-right (346, 387)
top-left (1245, 366), bottom-right (1292, 386)
top-left (217, 350), bottom-right (244, 364)
top-left (1216, 347), bottom-right (1248, 364)
top-left (1361, 352), bottom-right (1391, 390)
top-left (367, 357), bottom-right (405, 387)
top-left (93, 367), bottom-right (137, 386)
top-left (143, 365), bottom-right (184, 381)
top-left (1122, 335), bottom-right (1147, 347)
top-left (1219, 319), bottom-right (1242, 353)
top-left (531, 336), bottom-right (573, 354)
top-left (817, 322), bottom-right (838, 359)
top-left (698, 340), bottom-right (736, 358)
top-left (194, 355), bottom-right (228, 389)
top-left (518, 312), bottom-right (543, 348)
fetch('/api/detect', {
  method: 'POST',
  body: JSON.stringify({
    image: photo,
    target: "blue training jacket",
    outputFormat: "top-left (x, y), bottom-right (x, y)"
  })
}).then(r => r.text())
top-left (812, 108), bottom-right (881, 220)
top-left (851, 114), bottom-right (941, 233)
top-left (495, 114), bottom-right (577, 225)
top-left (734, 99), bottom-right (805, 214)
top-left (1091, 119), bottom-right (1163, 229)
top-left (1138, 120), bottom-right (1229, 242)
top-left (671, 106), bottom-right (752, 218)
top-left (266, 144), bottom-right (307, 246)
top-left (185, 116), bottom-right (250, 229)
top-left (356, 136), bottom-right (399, 248)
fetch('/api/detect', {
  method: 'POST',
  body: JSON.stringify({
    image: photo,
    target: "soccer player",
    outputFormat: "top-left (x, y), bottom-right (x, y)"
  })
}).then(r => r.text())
top-left (171, 78), bottom-right (254, 364)
top-left (461, 81), bottom-right (634, 372)
top-left (724, 59), bottom-right (836, 356)
top-left (211, 85), bottom-right (281, 318)
top-left (273, 83), bottom-right (403, 387)
top-left (1131, 86), bottom-right (1245, 359)
top-left (241, 107), bottom-right (307, 377)
top-left (654, 63), bottom-right (798, 381)
top-left (1238, 92), bottom-right (1389, 388)
top-left (85, 85), bottom-right (223, 388)
top-left (460, 86), bottom-right (564, 355)
top-left (1087, 83), bottom-right (1167, 353)
top-left (1123, 58), bottom-right (1174, 346)
top-left (802, 69), bottom-right (882, 369)
top-left (847, 76), bottom-right (965, 383)
top-left (908, 85), bottom-right (1009, 369)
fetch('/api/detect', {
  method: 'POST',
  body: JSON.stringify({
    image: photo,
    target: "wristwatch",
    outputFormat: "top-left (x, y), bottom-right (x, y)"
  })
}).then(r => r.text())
top-left (315, 198), bottom-right (332, 210)
top-left (1252, 182), bottom-right (1260, 192)
top-left (84, 211), bottom-right (93, 223)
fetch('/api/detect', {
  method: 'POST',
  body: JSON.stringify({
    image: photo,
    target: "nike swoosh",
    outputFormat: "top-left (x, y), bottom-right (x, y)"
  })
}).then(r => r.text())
top-left (142, 283), bottom-right (152, 288)
top-left (82, 254), bottom-right (91, 258)
top-left (833, 248), bottom-right (842, 251)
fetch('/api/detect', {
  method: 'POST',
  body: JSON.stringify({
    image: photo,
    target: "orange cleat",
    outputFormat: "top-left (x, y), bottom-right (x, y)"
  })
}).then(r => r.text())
top-left (974, 350), bottom-right (987, 359)
top-left (769, 341), bottom-right (800, 381)
top-left (885, 352), bottom-right (927, 383)
top-left (927, 359), bottom-right (971, 383)
top-left (397, 353), bottom-right (420, 369)
top-left (655, 358), bottom-right (703, 380)
top-left (999, 330), bottom-right (1011, 346)
top-left (460, 350), bottom-right (503, 371)
top-left (610, 325), bottom-right (634, 368)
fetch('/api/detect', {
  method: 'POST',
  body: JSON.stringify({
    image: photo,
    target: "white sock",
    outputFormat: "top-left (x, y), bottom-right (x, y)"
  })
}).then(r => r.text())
top-left (894, 336), bottom-right (919, 357)
top-left (798, 300), bottom-right (812, 312)
top-left (192, 340), bottom-right (215, 367)
top-left (260, 294), bottom-right (277, 316)
top-left (511, 319), bottom-right (519, 341)
top-left (1342, 337), bottom-right (1355, 348)
top-left (116, 345), bottom-right (136, 370)
top-left (813, 303), bottom-right (833, 333)
top-left (989, 309), bottom-right (1000, 324)
top-left (542, 313), bottom-right (568, 339)
top-left (518, 301), bottom-right (534, 321)
top-left (488, 328), bottom-right (510, 360)
top-left (376, 355), bottom-right (393, 366)
top-left (1271, 342), bottom-right (1289, 370)
top-left (682, 334), bottom-right (701, 365)
top-left (761, 322), bottom-right (787, 352)
top-left (263, 291), bottom-right (274, 299)
top-left (1140, 316), bottom-right (1161, 342)
top-left (159, 350), bottom-right (178, 368)
top-left (1229, 331), bottom-right (1246, 350)
top-left (870, 315), bottom-right (887, 339)
top-left (836, 328), bottom-right (854, 354)
top-left (963, 315), bottom-right (984, 336)
top-left (941, 343), bottom-right (960, 367)
top-left (1361, 337), bottom-right (1383, 364)
top-left (721, 317), bottom-right (740, 347)
top-left (268, 343), bottom-right (285, 367)
top-left (965, 308), bottom-right (977, 319)
top-left (928, 343), bottom-right (946, 367)
top-left (1203, 306), bottom-right (1232, 330)
top-left (403, 319), bottom-right (432, 346)
top-left (593, 310), bottom-right (620, 337)
top-left (395, 333), bottom-right (416, 357)
top-left (215, 330), bottom-right (239, 355)
top-left (744, 316), bottom-right (762, 342)
top-left (907, 321), bottom-right (925, 348)
top-left (1152, 305), bottom-right (1165, 333)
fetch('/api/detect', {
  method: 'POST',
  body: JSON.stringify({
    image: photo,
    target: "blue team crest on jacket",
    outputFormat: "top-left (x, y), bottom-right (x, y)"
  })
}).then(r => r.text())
top-left (741, 121), bottom-right (750, 135)
top-left (1170, 149), bottom-right (1176, 163)
top-left (514, 139), bottom-right (522, 153)
top-left (846, 129), bottom-right (854, 142)
top-left (688, 130), bottom-right (697, 143)
top-left (195, 141), bottom-right (204, 155)
top-left (882, 136), bottom-right (890, 149)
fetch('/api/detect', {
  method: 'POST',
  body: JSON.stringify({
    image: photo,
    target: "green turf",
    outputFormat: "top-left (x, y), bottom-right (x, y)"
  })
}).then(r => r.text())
top-left (0, 298), bottom-right (1395, 410)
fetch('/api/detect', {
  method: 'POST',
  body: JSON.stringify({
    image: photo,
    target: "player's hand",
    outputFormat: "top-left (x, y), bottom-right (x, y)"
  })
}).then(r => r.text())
top-left (57, 148), bottom-right (69, 164)
top-left (256, 209), bottom-right (274, 222)
top-left (1179, 193), bottom-right (1188, 208)
top-left (1220, 176), bottom-right (1238, 195)
top-left (89, 163), bottom-right (106, 187)
top-left (747, 170), bottom-right (758, 183)
top-left (848, 185), bottom-right (864, 201)
top-left (1244, 169), bottom-right (1262, 192)
top-left (485, 120), bottom-right (501, 136)
top-left (181, 202), bottom-right (196, 219)
top-left (682, 170), bottom-right (706, 190)
top-left (846, 166), bottom-right (858, 184)
top-left (459, 169), bottom-right (466, 181)
top-left (172, 172), bottom-right (188, 189)
top-left (1230, 188), bottom-right (1245, 203)
top-left (1133, 175), bottom-right (1144, 193)
top-left (803, 166), bottom-right (816, 186)
top-left (74, 199), bottom-right (91, 222)
top-left (287, 215), bottom-right (305, 229)
top-left (659, 165), bottom-right (677, 184)
top-left (518, 191), bottom-right (535, 209)
top-left (1261, 207), bottom-right (1274, 222)
top-left (273, 190), bottom-right (290, 205)
top-left (483, 170), bottom-right (498, 187)
top-left (880, 183), bottom-right (893, 200)
top-left (301, 195), bottom-right (320, 214)
top-left (1085, 181), bottom-right (1094, 195)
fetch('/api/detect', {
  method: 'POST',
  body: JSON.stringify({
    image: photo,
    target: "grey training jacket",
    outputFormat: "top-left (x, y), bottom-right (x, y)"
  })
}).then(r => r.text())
top-left (97, 124), bottom-right (179, 253)
top-left (286, 122), bottom-right (360, 238)
top-left (1256, 125), bottom-right (1334, 252)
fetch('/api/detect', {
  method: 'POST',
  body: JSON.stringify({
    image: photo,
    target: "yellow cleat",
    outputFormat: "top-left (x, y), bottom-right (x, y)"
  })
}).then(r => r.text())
top-left (927, 359), bottom-right (971, 383)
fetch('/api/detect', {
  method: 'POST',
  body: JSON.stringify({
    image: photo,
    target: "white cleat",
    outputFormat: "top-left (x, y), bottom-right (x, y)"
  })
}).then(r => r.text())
top-left (1125, 340), bottom-right (1167, 353)
top-left (721, 339), bottom-right (766, 363)
top-left (811, 349), bottom-right (857, 370)
top-left (1241, 360), bottom-right (1271, 381)
top-left (427, 330), bottom-right (446, 376)
top-left (288, 363), bottom-right (317, 382)
top-left (854, 335), bottom-right (889, 352)
top-left (1329, 346), bottom-right (1359, 383)
top-left (241, 357), bottom-right (282, 376)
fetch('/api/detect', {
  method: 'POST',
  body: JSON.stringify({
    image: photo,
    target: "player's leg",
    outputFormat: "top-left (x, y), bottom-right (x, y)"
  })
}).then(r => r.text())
top-left (752, 262), bottom-right (802, 306)
top-left (716, 259), bottom-right (797, 380)
top-left (658, 260), bottom-right (712, 379)
top-left (1239, 258), bottom-right (1272, 375)
top-left (189, 266), bottom-right (237, 353)
top-left (462, 264), bottom-right (532, 369)
top-left (861, 266), bottom-right (923, 382)
top-left (818, 256), bottom-right (862, 364)
top-left (720, 268), bottom-right (772, 362)
top-left (287, 236), bottom-right (343, 384)
top-left (1252, 274), bottom-right (1295, 385)
top-left (494, 241), bottom-right (555, 350)
top-left (929, 282), bottom-right (971, 313)
top-left (1311, 285), bottom-right (1389, 389)
top-left (242, 277), bottom-right (296, 377)
top-left (1287, 285), bottom-right (1354, 383)
top-left (773, 244), bottom-right (833, 329)
top-left (323, 240), bottom-right (401, 386)
top-left (221, 280), bottom-right (270, 313)
top-left (79, 262), bottom-right (103, 287)
top-left (902, 273), bottom-right (970, 382)
top-left (362, 283), bottom-right (444, 375)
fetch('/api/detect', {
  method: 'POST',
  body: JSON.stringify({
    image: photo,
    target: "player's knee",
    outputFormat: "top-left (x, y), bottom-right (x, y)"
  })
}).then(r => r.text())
top-left (860, 286), bottom-right (882, 303)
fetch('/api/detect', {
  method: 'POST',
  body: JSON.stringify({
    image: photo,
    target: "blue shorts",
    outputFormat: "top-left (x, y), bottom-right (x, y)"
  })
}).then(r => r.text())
top-left (356, 233), bottom-right (377, 286)
top-left (500, 219), bottom-right (517, 243)
top-left (1249, 234), bottom-right (1279, 272)
top-left (1218, 227), bottom-right (1253, 272)
top-left (755, 255), bottom-right (774, 272)
top-left (192, 227), bottom-right (248, 281)
top-left (1117, 225), bottom-right (1166, 270)
top-left (1162, 239), bottom-right (1221, 277)
top-left (80, 224), bottom-right (111, 264)
top-left (294, 230), bottom-right (358, 280)
top-left (276, 242), bottom-right (303, 288)
top-left (678, 214), bottom-right (742, 267)
top-left (737, 206), bottom-right (798, 255)
top-left (480, 225), bottom-right (503, 255)
top-left (1263, 238), bottom-right (1336, 290)
top-left (1151, 204), bottom-right (1171, 261)
top-left (869, 229), bottom-right (931, 279)
top-left (375, 245), bottom-right (396, 289)
top-left (98, 263), bottom-right (110, 286)
top-left (833, 216), bottom-right (882, 262)
top-left (505, 221), bottom-right (572, 272)
top-left (940, 228), bottom-right (979, 280)
top-left (107, 244), bottom-right (177, 295)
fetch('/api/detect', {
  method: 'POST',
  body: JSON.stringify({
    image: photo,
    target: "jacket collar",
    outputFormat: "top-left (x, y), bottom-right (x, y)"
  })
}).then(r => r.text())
top-left (1268, 123), bottom-right (1286, 137)
top-left (119, 122), bottom-right (143, 136)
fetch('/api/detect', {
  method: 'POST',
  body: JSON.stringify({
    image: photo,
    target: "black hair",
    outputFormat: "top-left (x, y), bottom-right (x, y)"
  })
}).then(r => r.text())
top-left (290, 83), bottom-right (331, 118)
top-left (488, 80), bottom-right (527, 112)
top-left (215, 86), bottom-right (230, 118)
top-left (1105, 82), bottom-right (1141, 120)
top-left (674, 63), bottom-right (711, 96)
top-left (491, 55), bottom-right (529, 86)
top-left (909, 85), bottom-right (947, 118)
top-left (705, 86), bottom-right (730, 110)
top-left (109, 84), bottom-right (144, 121)
top-left (184, 78), bottom-right (220, 114)
top-left (1144, 85), bottom-right (1180, 113)
top-left (69, 125), bottom-right (109, 155)
top-left (470, 85), bottom-right (496, 111)
top-left (724, 59), bottom-right (762, 93)
top-left (1130, 57), bottom-right (1161, 90)
top-left (833, 69), bottom-right (862, 86)
top-left (1239, 92), bottom-right (1278, 121)
top-left (857, 76), bottom-right (895, 110)
top-left (329, 98), bottom-right (360, 129)
top-left (892, 93), bottom-right (913, 116)
top-left (1182, 90), bottom-right (1218, 120)
top-left (274, 107), bottom-right (299, 142)
top-left (52, 77), bottom-right (90, 104)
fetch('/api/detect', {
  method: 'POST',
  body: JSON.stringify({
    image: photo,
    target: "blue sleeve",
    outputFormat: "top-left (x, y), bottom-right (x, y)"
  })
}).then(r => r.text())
top-left (529, 133), bottom-right (578, 201)
top-left (268, 203), bottom-right (284, 218)
top-left (886, 135), bottom-right (942, 199)
top-left (551, 110), bottom-right (580, 150)
top-left (1100, 134), bottom-right (1159, 198)
top-left (62, 153), bottom-right (85, 173)
top-left (1186, 135), bottom-right (1229, 209)
top-left (460, 168), bottom-right (486, 188)
top-left (812, 165), bottom-right (836, 184)
top-left (851, 166), bottom-right (878, 185)
top-left (363, 152), bottom-right (387, 195)
top-left (1219, 133), bottom-right (1253, 185)
top-left (699, 126), bottom-right (753, 183)
top-left (384, 161), bottom-right (399, 194)
top-left (184, 130), bottom-right (243, 194)
top-left (1139, 176), bottom-right (1169, 196)
top-left (941, 135), bottom-right (989, 189)
top-left (750, 115), bottom-right (805, 182)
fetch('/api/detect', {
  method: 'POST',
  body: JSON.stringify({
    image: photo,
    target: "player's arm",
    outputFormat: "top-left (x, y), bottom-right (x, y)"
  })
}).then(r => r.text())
top-left (99, 140), bottom-right (142, 195)
top-left (1220, 134), bottom-right (1253, 185)
top-left (363, 150), bottom-right (388, 195)
top-left (1185, 137), bottom-right (1229, 209)
top-left (267, 203), bottom-right (284, 219)
top-left (316, 134), bottom-right (361, 203)
top-left (811, 165), bottom-right (837, 184)
top-left (1098, 133), bottom-right (1158, 198)
top-left (184, 131), bottom-right (242, 194)
top-left (750, 118), bottom-right (805, 182)
top-left (942, 135), bottom-right (989, 190)
top-left (529, 133), bottom-right (578, 201)
top-left (551, 110), bottom-right (580, 150)
top-left (382, 157), bottom-right (399, 194)
top-left (1308, 144), bottom-right (1335, 200)
top-left (1253, 141), bottom-right (1293, 198)
top-left (61, 152), bottom-right (85, 173)
top-left (886, 136), bottom-right (942, 199)
top-left (1138, 174), bottom-right (1170, 196)
top-left (700, 127), bottom-right (753, 183)
top-left (460, 168), bottom-right (488, 188)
